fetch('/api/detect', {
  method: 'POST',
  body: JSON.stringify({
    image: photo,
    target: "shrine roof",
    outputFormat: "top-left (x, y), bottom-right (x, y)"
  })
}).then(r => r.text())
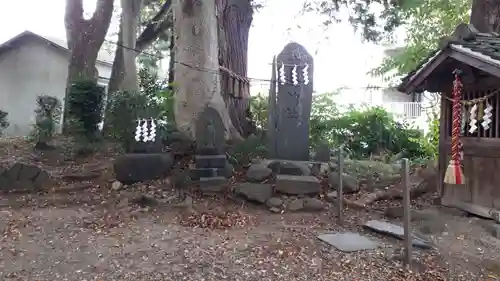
top-left (397, 23), bottom-right (500, 93)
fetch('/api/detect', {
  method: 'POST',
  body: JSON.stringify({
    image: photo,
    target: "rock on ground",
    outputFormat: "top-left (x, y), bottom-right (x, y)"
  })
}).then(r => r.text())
top-left (0, 162), bottom-right (52, 192)
top-left (113, 153), bottom-right (174, 184)
top-left (328, 172), bottom-right (359, 193)
top-left (234, 183), bottom-right (273, 204)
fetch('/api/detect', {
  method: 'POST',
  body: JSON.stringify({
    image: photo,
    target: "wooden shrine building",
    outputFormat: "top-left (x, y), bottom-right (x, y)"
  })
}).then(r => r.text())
top-left (398, 23), bottom-right (500, 211)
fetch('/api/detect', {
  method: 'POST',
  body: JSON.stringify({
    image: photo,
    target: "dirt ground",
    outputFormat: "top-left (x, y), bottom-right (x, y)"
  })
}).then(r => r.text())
top-left (1, 137), bottom-right (500, 281)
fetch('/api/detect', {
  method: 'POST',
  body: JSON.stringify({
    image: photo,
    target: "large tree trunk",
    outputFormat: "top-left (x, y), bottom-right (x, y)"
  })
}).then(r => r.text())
top-left (120, 0), bottom-right (142, 92)
top-left (470, 0), bottom-right (500, 33)
top-left (63, 0), bottom-right (114, 132)
top-left (173, 0), bottom-right (240, 140)
top-left (216, 0), bottom-right (253, 137)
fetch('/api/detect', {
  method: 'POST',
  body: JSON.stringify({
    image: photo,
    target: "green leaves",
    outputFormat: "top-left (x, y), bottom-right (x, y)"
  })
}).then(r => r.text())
top-left (373, 0), bottom-right (470, 80)
top-left (250, 90), bottom-right (435, 160)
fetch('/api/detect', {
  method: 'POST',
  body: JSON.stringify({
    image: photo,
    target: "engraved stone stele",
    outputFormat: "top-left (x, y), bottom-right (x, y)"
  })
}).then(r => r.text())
top-left (275, 42), bottom-right (314, 161)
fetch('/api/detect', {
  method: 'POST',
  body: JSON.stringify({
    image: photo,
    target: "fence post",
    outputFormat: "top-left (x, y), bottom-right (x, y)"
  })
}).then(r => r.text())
top-left (402, 158), bottom-right (412, 268)
top-left (338, 146), bottom-right (344, 224)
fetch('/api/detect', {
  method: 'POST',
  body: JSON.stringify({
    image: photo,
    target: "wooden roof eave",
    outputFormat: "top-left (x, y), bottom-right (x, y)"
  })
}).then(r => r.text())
top-left (397, 48), bottom-right (451, 94)
top-left (449, 44), bottom-right (500, 80)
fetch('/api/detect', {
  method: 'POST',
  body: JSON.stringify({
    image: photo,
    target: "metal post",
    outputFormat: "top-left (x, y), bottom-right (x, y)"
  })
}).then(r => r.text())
top-left (402, 158), bottom-right (412, 268)
top-left (338, 147), bottom-right (344, 224)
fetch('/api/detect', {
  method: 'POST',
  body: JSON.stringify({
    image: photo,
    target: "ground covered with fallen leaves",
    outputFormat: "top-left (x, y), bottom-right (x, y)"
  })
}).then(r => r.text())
top-left (1, 137), bottom-right (499, 280)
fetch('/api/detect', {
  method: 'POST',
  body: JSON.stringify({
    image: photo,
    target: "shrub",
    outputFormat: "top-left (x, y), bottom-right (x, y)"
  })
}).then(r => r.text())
top-left (0, 110), bottom-right (8, 136)
top-left (105, 91), bottom-right (161, 151)
top-left (67, 80), bottom-right (105, 138)
top-left (31, 95), bottom-right (62, 148)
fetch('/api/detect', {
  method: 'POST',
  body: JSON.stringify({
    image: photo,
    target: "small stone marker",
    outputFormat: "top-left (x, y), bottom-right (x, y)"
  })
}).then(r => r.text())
top-left (314, 142), bottom-right (330, 162)
top-left (195, 107), bottom-right (225, 154)
top-left (317, 232), bottom-right (379, 252)
top-left (363, 220), bottom-right (431, 249)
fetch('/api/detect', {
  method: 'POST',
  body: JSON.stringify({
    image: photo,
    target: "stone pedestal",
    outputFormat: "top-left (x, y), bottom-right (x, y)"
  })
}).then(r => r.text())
top-left (191, 148), bottom-right (230, 193)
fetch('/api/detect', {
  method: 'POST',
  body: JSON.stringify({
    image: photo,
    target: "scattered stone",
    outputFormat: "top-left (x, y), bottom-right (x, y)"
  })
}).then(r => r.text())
top-left (385, 207), bottom-right (438, 221)
top-left (235, 183), bottom-right (273, 204)
top-left (329, 172), bottom-right (359, 193)
top-left (269, 207), bottom-right (281, 213)
top-left (491, 224), bottom-right (500, 239)
top-left (113, 153), bottom-right (174, 184)
top-left (275, 175), bottom-right (321, 195)
top-left (268, 161), bottom-right (311, 176)
top-left (491, 210), bottom-right (500, 224)
top-left (363, 220), bottom-right (432, 249)
top-left (111, 180), bottom-right (123, 191)
top-left (326, 191), bottom-right (338, 203)
top-left (246, 165), bottom-right (272, 182)
top-left (266, 197), bottom-right (284, 208)
top-left (302, 197), bottom-right (325, 211)
top-left (417, 220), bottom-right (447, 235)
top-left (287, 198), bottom-right (304, 211)
top-left (317, 232), bottom-right (379, 252)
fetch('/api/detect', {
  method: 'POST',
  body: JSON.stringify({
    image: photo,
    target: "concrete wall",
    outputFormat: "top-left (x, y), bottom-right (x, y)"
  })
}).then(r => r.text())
top-left (381, 88), bottom-right (412, 103)
top-left (0, 40), bottom-right (111, 137)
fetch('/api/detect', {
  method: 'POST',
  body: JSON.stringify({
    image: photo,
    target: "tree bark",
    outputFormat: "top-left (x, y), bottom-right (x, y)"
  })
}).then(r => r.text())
top-left (64, 0), bottom-right (114, 132)
top-left (65, 0), bottom-right (114, 82)
top-left (470, 0), bottom-right (500, 33)
top-left (216, 0), bottom-right (253, 136)
top-left (173, 0), bottom-right (240, 140)
top-left (120, 0), bottom-right (142, 92)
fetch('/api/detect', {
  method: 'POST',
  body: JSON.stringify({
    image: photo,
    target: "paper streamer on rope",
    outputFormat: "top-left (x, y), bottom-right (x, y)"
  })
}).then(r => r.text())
top-left (292, 65), bottom-right (298, 85)
top-left (135, 119), bottom-right (143, 142)
top-left (147, 118), bottom-right (157, 141)
top-left (482, 101), bottom-right (493, 130)
top-left (279, 63), bottom-right (286, 85)
top-left (141, 120), bottom-right (149, 142)
top-left (303, 64), bottom-right (309, 85)
top-left (469, 104), bottom-right (477, 134)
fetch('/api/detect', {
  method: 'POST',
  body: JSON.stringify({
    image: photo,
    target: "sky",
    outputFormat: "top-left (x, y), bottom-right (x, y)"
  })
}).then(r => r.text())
top-left (0, 0), bottom-right (399, 103)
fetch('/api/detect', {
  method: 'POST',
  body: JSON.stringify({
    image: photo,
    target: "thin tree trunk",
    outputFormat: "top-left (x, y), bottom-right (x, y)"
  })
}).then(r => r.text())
top-left (216, 0), bottom-right (253, 136)
top-left (173, 0), bottom-right (240, 140)
top-left (168, 31), bottom-right (175, 88)
top-left (470, 0), bottom-right (500, 33)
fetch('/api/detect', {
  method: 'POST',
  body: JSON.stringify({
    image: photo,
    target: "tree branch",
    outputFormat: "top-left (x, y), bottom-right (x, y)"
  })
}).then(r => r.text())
top-left (135, 0), bottom-right (173, 52)
top-left (90, 0), bottom-right (116, 40)
top-left (64, 0), bottom-right (85, 50)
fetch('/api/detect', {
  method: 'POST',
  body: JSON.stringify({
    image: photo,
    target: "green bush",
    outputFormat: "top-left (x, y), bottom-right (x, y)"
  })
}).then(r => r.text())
top-left (67, 80), bottom-right (105, 138)
top-left (0, 110), bottom-right (8, 136)
top-left (105, 90), bottom-right (160, 151)
top-left (250, 91), bottom-right (435, 160)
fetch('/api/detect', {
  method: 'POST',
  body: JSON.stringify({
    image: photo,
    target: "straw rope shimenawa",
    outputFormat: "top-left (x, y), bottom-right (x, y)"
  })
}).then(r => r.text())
top-left (444, 69), bottom-right (466, 185)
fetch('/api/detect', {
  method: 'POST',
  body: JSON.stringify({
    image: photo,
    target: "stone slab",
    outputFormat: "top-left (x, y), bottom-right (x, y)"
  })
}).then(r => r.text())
top-left (198, 177), bottom-right (228, 193)
top-left (275, 175), bottom-right (321, 195)
top-left (363, 220), bottom-right (432, 249)
top-left (195, 155), bottom-right (227, 168)
top-left (191, 168), bottom-right (231, 179)
top-left (317, 232), bottom-right (379, 252)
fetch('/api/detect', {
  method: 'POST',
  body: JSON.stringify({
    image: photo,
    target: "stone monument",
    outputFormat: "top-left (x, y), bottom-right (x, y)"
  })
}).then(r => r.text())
top-left (191, 107), bottom-right (231, 193)
top-left (273, 42), bottom-right (314, 161)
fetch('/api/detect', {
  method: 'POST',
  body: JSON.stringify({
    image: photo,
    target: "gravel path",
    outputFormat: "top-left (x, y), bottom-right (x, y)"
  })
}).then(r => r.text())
top-left (0, 188), bottom-right (496, 281)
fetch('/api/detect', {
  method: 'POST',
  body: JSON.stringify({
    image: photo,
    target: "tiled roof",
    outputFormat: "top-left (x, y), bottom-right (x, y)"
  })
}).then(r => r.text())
top-left (398, 23), bottom-right (500, 92)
